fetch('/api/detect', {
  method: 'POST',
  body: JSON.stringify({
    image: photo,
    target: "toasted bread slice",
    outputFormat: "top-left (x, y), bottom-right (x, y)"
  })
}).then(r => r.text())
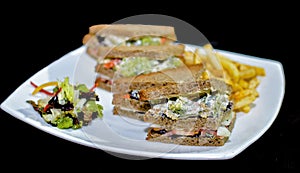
top-left (111, 64), bottom-right (230, 95)
top-left (112, 64), bottom-right (204, 92)
top-left (87, 24), bottom-right (177, 40)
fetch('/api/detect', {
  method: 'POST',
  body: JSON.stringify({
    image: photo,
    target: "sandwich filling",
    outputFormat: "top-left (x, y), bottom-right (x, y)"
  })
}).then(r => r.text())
top-left (147, 90), bottom-right (233, 120)
top-left (99, 56), bottom-right (183, 77)
top-left (125, 89), bottom-right (232, 117)
top-left (97, 35), bottom-right (169, 47)
top-left (144, 89), bottom-right (235, 141)
top-left (148, 110), bottom-right (235, 139)
top-left (95, 56), bottom-right (184, 88)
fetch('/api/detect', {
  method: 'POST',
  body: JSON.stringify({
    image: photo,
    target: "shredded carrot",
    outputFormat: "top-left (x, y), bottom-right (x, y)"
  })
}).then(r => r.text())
top-left (89, 82), bottom-right (99, 91)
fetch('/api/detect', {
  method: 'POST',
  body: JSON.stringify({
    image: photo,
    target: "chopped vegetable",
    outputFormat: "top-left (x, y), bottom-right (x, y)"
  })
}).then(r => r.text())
top-left (27, 77), bottom-right (104, 129)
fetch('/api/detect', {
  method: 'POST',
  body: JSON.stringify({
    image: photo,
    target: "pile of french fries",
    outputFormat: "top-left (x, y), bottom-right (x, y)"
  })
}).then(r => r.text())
top-left (183, 44), bottom-right (266, 113)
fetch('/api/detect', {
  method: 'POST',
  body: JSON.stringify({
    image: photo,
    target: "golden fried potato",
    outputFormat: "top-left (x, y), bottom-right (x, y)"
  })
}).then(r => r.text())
top-left (183, 51), bottom-right (195, 65)
top-left (238, 79), bottom-right (249, 89)
top-left (254, 66), bottom-right (266, 76)
top-left (219, 58), bottom-right (240, 82)
top-left (238, 105), bottom-right (251, 113)
top-left (248, 77), bottom-right (260, 89)
top-left (234, 95), bottom-right (257, 110)
top-left (239, 68), bottom-right (257, 79)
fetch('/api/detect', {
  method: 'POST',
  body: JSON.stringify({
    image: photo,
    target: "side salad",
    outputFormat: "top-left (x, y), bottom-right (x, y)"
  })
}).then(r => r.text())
top-left (27, 77), bottom-right (103, 129)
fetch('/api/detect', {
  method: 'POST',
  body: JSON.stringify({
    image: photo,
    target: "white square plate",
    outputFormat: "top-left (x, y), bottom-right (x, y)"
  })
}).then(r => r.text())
top-left (0, 45), bottom-right (285, 160)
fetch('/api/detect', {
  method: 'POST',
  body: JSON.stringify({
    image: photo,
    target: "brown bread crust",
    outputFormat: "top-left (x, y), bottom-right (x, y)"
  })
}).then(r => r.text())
top-left (82, 34), bottom-right (93, 44)
top-left (147, 133), bottom-right (229, 146)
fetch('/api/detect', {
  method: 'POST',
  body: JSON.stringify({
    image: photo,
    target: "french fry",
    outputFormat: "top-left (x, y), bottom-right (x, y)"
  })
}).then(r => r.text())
top-left (231, 83), bottom-right (243, 92)
top-left (219, 58), bottom-right (240, 82)
top-left (203, 44), bottom-right (223, 70)
top-left (183, 51), bottom-right (194, 65)
top-left (254, 66), bottom-right (266, 76)
top-left (223, 72), bottom-right (233, 85)
top-left (194, 48), bottom-right (204, 64)
top-left (203, 44), bottom-right (224, 78)
top-left (238, 79), bottom-right (249, 89)
top-left (238, 105), bottom-right (251, 113)
top-left (248, 77), bottom-right (260, 89)
top-left (232, 89), bottom-right (254, 100)
top-left (234, 95), bottom-right (257, 110)
top-left (239, 68), bottom-right (256, 79)
top-left (238, 64), bottom-right (250, 71)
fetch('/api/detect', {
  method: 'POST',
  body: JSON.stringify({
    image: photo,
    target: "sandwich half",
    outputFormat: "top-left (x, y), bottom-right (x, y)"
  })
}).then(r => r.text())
top-left (82, 24), bottom-right (185, 92)
top-left (112, 64), bottom-right (235, 146)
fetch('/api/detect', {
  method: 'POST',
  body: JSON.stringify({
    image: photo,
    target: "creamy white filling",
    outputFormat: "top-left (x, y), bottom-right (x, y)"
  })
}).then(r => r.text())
top-left (99, 56), bottom-right (183, 78)
top-left (217, 126), bottom-right (231, 137)
top-left (96, 73), bottom-right (111, 80)
top-left (100, 35), bottom-right (163, 47)
top-left (150, 92), bottom-right (231, 120)
top-left (101, 35), bottom-right (129, 46)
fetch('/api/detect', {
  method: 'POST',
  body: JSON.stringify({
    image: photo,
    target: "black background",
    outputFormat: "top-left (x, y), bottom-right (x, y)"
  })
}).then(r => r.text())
top-left (1, 2), bottom-right (298, 172)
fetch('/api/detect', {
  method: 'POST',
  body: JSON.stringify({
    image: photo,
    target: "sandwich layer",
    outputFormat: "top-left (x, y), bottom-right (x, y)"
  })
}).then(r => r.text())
top-left (146, 111), bottom-right (236, 146)
top-left (112, 64), bottom-right (231, 93)
top-left (112, 64), bottom-right (208, 93)
top-left (95, 51), bottom-right (185, 79)
top-left (143, 90), bottom-right (234, 131)
top-left (143, 109), bottom-right (233, 132)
